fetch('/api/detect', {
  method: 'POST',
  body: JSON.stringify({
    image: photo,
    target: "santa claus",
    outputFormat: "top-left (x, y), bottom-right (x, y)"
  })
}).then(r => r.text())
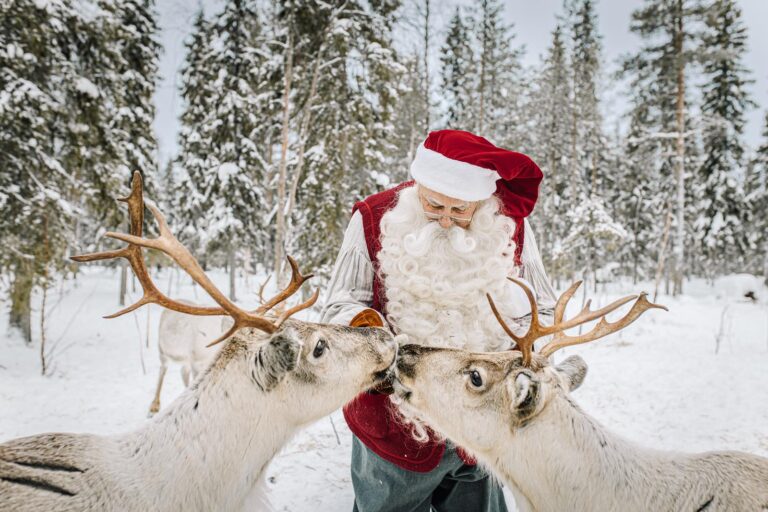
top-left (321, 129), bottom-right (556, 512)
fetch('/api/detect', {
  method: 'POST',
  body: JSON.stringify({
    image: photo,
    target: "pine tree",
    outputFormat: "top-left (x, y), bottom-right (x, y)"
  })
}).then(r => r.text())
top-left (283, 0), bottom-right (404, 280)
top-left (529, 25), bottom-right (573, 281)
top-left (555, 196), bottom-right (628, 289)
top-left (746, 113), bottom-right (768, 279)
top-left (612, 94), bottom-right (668, 283)
top-left (0, 0), bottom-right (82, 341)
top-left (391, 55), bottom-right (428, 183)
top-left (174, 10), bottom-right (216, 256)
top-left (621, 0), bottom-right (705, 294)
top-left (567, 0), bottom-right (606, 197)
top-left (98, 0), bottom-right (161, 182)
top-left (440, 8), bottom-right (475, 129)
top-left (561, 0), bottom-right (622, 288)
top-left (473, 0), bottom-right (526, 147)
top-left (694, 0), bottom-right (754, 274)
top-left (59, 4), bottom-right (128, 231)
top-left (175, 1), bottom-right (268, 299)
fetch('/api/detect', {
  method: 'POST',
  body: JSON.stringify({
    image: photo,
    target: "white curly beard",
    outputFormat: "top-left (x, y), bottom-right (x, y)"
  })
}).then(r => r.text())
top-left (378, 186), bottom-right (523, 353)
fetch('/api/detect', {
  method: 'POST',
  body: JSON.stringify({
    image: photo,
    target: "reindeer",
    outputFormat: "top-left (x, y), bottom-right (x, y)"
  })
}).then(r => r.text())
top-left (147, 306), bottom-right (224, 416)
top-left (148, 275), bottom-right (271, 416)
top-left (0, 173), bottom-right (397, 512)
top-left (394, 279), bottom-right (768, 512)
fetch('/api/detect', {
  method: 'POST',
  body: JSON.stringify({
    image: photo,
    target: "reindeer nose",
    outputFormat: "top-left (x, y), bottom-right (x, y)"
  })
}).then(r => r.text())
top-left (396, 344), bottom-right (425, 377)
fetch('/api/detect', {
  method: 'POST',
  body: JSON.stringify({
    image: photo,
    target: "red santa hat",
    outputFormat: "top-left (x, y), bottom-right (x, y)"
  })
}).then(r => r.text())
top-left (410, 130), bottom-right (543, 218)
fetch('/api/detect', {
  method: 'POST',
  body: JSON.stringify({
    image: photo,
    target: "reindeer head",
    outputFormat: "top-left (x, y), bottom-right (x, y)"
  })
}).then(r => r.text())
top-left (72, 172), bottom-right (397, 424)
top-left (227, 320), bottom-right (396, 423)
top-left (394, 346), bottom-right (585, 450)
top-left (393, 279), bottom-right (665, 452)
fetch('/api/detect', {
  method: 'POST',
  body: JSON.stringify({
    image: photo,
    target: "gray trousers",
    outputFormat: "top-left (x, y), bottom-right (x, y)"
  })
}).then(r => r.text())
top-left (351, 435), bottom-right (508, 512)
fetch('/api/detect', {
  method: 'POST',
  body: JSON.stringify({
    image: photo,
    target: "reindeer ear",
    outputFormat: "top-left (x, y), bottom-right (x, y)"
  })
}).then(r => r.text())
top-left (506, 370), bottom-right (540, 419)
top-left (555, 355), bottom-right (588, 392)
top-left (253, 331), bottom-right (300, 391)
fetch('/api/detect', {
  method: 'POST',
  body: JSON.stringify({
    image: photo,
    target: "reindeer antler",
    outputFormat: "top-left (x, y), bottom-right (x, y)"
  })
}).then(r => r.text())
top-left (487, 278), bottom-right (666, 366)
top-left (72, 171), bottom-right (318, 346)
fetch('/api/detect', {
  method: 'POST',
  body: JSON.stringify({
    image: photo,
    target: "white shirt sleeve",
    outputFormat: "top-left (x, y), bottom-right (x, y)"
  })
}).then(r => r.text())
top-left (319, 211), bottom-right (383, 326)
top-left (501, 218), bottom-right (557, 320)
top-left (520, 218), bottom-right (558, 309)
top-left (497, 219), bottom-right (558, 351)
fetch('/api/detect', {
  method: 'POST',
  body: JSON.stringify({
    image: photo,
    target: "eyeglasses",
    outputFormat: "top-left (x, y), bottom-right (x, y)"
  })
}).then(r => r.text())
top-left (418, 191), bottom-right (475, 226)
top-left (422, 211), bottom-right (474, 224)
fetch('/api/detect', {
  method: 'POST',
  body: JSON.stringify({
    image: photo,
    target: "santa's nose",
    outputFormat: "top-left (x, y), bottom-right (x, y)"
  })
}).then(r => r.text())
top-left (438, 217), bottom-right (453, 229)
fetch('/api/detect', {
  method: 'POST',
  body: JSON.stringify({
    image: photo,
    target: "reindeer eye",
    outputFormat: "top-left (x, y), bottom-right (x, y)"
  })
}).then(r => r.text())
top-left (469, 370), bottom-right (483, 388)
top-left (313, 339), bottom-right (327, 358)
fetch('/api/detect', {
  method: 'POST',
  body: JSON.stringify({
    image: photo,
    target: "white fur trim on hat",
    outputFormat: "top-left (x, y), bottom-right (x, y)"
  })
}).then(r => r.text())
top-left (409, 144), bottom-right (499, 201)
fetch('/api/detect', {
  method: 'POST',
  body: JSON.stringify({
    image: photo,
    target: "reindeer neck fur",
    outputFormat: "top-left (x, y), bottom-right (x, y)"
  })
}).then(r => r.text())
top-left (113, 336), bottom-right (294, 511)
top-left (479, 392), bottom-right (687, 512)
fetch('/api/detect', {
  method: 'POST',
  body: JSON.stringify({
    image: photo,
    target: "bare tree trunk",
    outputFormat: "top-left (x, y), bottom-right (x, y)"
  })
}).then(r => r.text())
top-left (119, 261), bottom-right (128, 306)
top-left (40, 213), bottom-right (51, 375)
top-left (40, 280), bottom-right (48, 376)
top-left (763, 239), bottom-right (768, 287)
top-left (228, 244), bottom-right (236, 302)
top-left (9, 266), bottom-right (33, 344)
top-left (672, 0), bottom-right (686, 296)
top-left (274, 29), bottom-right (294, 292)
top-left (631, 193), bottom-right (642, 285)
top-left (653, 206), bottom-right (674, 302)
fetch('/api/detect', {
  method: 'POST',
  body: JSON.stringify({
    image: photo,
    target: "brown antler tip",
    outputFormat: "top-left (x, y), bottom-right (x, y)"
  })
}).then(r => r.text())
top-left (638, 292), bottom-right (669, 312)
top-left (206, 323), bottom-right (248, 347)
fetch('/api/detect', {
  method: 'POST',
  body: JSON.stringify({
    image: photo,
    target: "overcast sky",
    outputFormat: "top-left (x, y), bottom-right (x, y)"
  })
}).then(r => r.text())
top-left (153, 0), bottom-right (768, 164)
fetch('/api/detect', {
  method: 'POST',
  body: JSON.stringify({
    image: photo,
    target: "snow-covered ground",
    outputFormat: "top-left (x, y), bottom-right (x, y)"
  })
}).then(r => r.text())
top-left (1, 268), bottom-right (767, 511)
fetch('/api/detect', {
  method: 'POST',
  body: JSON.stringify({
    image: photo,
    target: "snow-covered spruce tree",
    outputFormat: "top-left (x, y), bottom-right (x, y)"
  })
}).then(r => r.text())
top-left (694, 0), bottom-right (755, 275)
top-left (560, 0), bottom-right (622, 288)
top-left (621, 0), bottom-right (706, 295)
top-left (280, 0), bottom-right (404, 282)
top-left (746, 112), bottom-right (768, 280)
top-left (176, 1), bottom-right (268, 300)
top-left (554, 195), bottom-right (628, 290)
top-left (0, 0), bottom-right (84, 342)
top-left (173, 10), bottom-right (216, 259)
top-left (390, 54), bottom-right (429, 183)
top-left (528, 25), bottom-right (573, 283)
top-left (96, 0), bottom-right (160, 185)
top-left (440, 7), bottom-right (475, 130)
top-left (471, 0), bottom-right (527, 149)
top-left (567, 0), bottom-right (607, 197)
top-left (611, 95), bottom-right (668, 283)
top-left (89, 0), bottom-right (161, 305)
top-left (57, 4), bottom-right (130, 232)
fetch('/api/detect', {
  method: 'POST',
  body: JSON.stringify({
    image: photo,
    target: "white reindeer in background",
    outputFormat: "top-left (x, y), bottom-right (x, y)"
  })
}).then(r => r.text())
top-left (0, 173), bottom-right (397, 512)
top-left (148, 306), bottom-right (224, 416)
top-left (394, 279), bottom-right (768, 512)
top-left (149, 275), bottom-right (271, 416)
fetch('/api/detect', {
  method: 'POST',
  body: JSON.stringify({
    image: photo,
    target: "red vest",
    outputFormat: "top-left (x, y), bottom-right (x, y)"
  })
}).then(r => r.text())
top-left (342, 181), bottom-right (526, 472)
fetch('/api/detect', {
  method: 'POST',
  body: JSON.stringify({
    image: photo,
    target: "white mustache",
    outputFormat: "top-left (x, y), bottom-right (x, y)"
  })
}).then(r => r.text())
top-left (403, 222), bottom-right (441, 257)
top-left (403, 220), bottom-right (479, 256)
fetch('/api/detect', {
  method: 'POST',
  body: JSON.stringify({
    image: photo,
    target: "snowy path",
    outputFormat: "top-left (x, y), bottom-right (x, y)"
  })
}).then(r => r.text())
top-left (1, 269), bottom-right (767, 511)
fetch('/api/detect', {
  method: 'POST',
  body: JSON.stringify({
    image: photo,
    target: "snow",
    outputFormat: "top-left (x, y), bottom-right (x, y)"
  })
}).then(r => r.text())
top-left (217, 161), bottom-right (240, 185)
top-left (1, 270), bottom-right (767, 511)
top-left (74, 77), bottom-right (100, 99)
